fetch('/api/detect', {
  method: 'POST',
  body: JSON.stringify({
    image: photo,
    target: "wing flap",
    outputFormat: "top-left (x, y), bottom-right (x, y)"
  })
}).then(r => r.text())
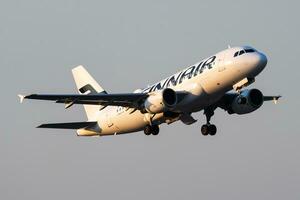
top-left (179, 113), bottom-right (197, 125)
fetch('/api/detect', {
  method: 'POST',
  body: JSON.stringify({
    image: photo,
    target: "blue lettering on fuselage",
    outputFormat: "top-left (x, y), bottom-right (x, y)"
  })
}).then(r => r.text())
top-left (178, 66), bottom-right (195, 84)
top-left (166, 71), bottom-right (183, 88)
top-left (142, 55), bottom-right (216, 93)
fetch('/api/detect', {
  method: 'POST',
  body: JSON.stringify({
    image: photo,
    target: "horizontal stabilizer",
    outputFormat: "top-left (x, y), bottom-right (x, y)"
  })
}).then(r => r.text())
top-left (37, 121), bottom-right (97, 129)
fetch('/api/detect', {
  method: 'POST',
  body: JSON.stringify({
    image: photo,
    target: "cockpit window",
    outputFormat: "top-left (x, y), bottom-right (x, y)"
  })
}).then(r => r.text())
top-left (234, 48), bottom-right (256, 57)
top-left (245, 48), bottom-right (255, 53)
top-left (239, 50), bottom-right (245, 55)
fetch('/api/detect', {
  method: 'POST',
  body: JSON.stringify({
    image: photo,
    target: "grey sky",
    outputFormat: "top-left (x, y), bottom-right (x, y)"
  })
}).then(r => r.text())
top-left (1, 1), bottom-right (299, 199)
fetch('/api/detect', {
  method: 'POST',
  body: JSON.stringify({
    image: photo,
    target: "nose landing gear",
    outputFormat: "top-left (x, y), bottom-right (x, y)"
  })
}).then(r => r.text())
top-left (201, 108), bottom-right (217, 136)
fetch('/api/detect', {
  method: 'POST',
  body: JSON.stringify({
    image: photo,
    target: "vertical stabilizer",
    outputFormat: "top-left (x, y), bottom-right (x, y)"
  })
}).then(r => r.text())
top-left (72, 65), bottom-right (107, 120)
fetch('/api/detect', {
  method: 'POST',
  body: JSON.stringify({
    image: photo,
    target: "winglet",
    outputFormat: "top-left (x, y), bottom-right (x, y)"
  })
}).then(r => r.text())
top-left (273, 95), bottom-right (282, 104)
top-left (18, 94), bottom-right (25, 103)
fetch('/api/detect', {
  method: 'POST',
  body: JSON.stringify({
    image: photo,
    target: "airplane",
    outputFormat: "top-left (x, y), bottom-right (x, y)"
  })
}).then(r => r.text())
top-left (19, 46), bottom-right (281, 136)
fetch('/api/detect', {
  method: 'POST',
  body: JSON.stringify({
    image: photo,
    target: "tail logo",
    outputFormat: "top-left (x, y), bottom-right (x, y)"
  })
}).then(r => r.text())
top-left (79, 84), bottom-right (107, 94)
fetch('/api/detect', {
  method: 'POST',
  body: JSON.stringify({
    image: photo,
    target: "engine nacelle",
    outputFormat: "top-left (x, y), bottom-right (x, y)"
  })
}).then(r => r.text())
top-left (231, 89), bottom-right (264, 114)
top-left (143, 88), bottom-right (177, 114)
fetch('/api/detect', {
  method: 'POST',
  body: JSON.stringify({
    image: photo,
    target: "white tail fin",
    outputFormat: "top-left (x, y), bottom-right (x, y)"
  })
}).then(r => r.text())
top-left (72, 65), bottom-right (107, 121)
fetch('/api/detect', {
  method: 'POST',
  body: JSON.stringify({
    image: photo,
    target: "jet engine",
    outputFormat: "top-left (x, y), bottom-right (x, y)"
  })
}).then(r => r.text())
top-left (230, 89), bottom-right (264, 114)
top-left (143, 88), bottom-right (177, 114)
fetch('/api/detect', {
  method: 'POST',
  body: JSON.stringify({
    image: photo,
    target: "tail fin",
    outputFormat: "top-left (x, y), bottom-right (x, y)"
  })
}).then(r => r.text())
top-left (72, 65), bottom-right (107, 121)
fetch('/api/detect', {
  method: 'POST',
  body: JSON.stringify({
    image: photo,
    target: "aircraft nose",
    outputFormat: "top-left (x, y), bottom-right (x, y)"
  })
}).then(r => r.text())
top-left (248, 51), bottom-right (268, 77)
top-left (258, 52), bottom-right (268, 69)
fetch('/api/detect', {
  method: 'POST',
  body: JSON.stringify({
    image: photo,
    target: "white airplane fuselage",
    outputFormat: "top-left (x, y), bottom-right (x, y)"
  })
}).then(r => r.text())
top-left (78, 46), bottom-right (268, 136)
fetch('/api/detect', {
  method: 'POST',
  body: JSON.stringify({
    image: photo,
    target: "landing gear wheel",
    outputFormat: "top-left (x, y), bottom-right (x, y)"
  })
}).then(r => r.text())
top-left (201, 124), bottom-right (210, 136)
top-left (144, 125), bottom-right (152, 136)
top-left (201, 124), bottom-right (217, 136)
top-left (202, 107), bottom-right (217, 136)
top-left (152, 125), bottom-right (159, 135)
top-left (208, 124), bottom-right (217, 136)
top-left (144, 125), bottom-right (160, 136)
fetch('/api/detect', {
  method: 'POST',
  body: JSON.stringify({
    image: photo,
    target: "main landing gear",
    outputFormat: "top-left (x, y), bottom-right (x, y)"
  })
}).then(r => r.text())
top-left (201, 124), bottom-right (217, 136)
top-left (201, 108), bottom-right (217, 136)
top-left (144, 125), bottom-right (159, 136)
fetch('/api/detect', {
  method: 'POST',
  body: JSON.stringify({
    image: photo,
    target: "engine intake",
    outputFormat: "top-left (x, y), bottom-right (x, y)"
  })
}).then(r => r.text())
top-left (231, 89), bottom-right (264, 114)
top-left (248, 89), bottom-right (263, 107)
top-left (143, 88), bottom-right (178, 114)
top-left (162, 88), bottom-right (177, 107)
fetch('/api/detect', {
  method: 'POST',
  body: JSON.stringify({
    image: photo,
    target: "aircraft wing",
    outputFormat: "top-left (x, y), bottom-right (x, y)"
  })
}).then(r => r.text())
top-left (263, 95), bottom-right (282, 104)
top-left (216, 93), bottom-right (281, 113)
top-left (20, 93), bottom-right (149, 109)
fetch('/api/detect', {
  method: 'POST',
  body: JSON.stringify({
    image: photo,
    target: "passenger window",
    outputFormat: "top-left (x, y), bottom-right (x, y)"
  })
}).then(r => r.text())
top-left (239, 50), bottom-right (245, 56)
top-left (234, 52), bottom-right (239, 57)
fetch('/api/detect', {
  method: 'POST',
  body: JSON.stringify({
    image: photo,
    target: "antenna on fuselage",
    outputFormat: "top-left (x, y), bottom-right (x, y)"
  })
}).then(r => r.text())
top-left (227, 45), bottom-right (231, 49)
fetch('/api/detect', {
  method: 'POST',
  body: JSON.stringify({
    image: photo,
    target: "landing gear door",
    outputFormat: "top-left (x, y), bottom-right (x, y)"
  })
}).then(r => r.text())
top-left (217, 52), bottom-right (226, 72)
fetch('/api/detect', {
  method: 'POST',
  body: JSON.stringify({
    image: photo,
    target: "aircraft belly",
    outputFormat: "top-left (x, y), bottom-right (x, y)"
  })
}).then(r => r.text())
top-left (114, 111), bottom-right (146, 133)
top-left (199, 68), bottom-right (226, 94)
top-left (173, 75), bottom-right (221, 112)
top-left (175, 67), bottom-right (236, 112)
top-left (98, 109), bottom-right (147, 135)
